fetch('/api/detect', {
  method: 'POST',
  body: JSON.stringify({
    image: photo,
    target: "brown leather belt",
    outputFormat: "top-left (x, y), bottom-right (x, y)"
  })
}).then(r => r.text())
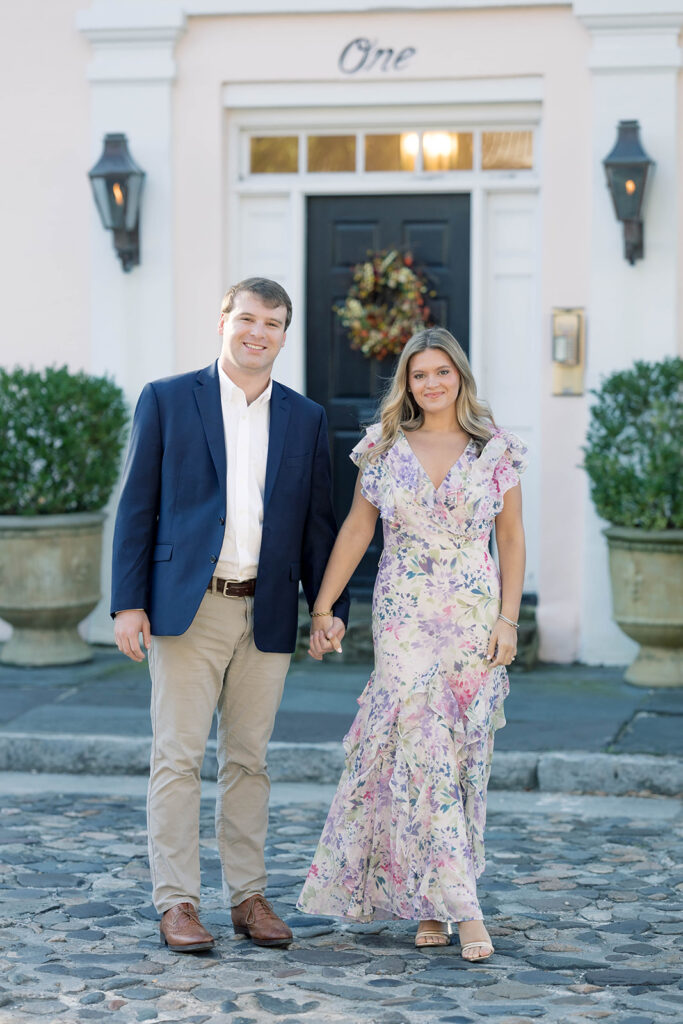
top-left (208, 577), bottom-right (256, 598)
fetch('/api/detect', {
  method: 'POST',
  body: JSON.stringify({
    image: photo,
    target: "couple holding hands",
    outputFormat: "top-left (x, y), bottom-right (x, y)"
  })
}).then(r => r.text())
top-left (112, 277), bottom-right (526, 960)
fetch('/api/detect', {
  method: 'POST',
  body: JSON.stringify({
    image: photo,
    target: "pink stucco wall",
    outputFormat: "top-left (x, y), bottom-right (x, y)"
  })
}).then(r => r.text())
top-left (2, 0), bottom-right (91, 371)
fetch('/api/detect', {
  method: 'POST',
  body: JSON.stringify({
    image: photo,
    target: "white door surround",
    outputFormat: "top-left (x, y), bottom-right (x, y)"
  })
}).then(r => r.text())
top-left (225, 86), bottom-right (543, 595)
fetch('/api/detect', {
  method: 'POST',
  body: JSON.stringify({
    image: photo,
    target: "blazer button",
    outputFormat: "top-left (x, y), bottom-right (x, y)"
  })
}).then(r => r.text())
top-left (219, 516), bottom-right (225, 525)
top-left (210, 555), bottom-right (217, 563)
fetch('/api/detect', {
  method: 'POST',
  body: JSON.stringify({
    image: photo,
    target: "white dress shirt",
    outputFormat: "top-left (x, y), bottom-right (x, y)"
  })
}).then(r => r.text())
top-left (216, 361), bottom-right (271, 581)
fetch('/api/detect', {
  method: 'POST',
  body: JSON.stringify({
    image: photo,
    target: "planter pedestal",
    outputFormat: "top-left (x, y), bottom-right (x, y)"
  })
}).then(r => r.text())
top-left (0, 512), bottom-right (105, 666)
top-left (605, 527), bottom-right (683, 688)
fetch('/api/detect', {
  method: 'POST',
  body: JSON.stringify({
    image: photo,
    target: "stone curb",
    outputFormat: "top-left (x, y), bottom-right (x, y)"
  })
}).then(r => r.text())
top-left (1, 733), bottom-right (682, 796)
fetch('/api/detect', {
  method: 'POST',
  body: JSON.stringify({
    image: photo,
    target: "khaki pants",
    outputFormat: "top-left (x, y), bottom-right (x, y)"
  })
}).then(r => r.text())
top-left (147, 590), bottom-right (291, 913)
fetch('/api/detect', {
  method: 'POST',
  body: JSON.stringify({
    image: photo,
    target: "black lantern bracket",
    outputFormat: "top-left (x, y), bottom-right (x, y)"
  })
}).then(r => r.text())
top-left (88, 133), bottom-right (145, 272)
top-left (603, 120), bottom-right (654, 266)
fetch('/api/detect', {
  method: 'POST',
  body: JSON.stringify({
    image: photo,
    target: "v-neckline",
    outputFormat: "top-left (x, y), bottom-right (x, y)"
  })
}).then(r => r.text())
top-left (400, 430), bottom-right (474, 491)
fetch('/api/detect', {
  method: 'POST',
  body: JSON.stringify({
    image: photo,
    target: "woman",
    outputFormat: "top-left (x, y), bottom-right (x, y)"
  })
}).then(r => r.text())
top-left (297, 328), bottom-right (527, 959)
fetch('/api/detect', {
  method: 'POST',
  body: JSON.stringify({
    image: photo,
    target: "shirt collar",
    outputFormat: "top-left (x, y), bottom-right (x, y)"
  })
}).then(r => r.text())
top-left (217, 360), bottom-right (272, 408)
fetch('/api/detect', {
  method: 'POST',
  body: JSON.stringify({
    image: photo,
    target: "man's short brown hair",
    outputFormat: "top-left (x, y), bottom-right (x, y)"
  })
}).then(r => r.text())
top-left (221, 278), bottom-right (292, 330)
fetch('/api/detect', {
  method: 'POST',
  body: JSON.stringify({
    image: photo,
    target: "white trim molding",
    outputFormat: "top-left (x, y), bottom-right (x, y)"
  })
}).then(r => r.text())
top-left (573, 0), bottom-right (683, 24)
top-left (77, 0), bottom-right (568, 28)
top-left (223, 77), bottom-right (545, 112)
top-left (75, 0), bottom-right (683, 40)
top-left (185, 0), bottom-right (567, 13)
top-left (76, 1), bottom-right (186, 82)
top-left (77, 0), bottom-right (185, 34)
top-left (574, 0), bottom-right (683, 73)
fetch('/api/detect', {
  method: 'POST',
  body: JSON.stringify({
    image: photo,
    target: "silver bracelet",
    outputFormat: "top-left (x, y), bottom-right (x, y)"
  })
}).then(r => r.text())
top-left (498, 613), bottom-right (519, 629)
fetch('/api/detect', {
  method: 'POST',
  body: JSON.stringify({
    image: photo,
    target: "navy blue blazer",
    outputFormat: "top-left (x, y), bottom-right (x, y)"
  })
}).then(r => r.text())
top-left (111, 361), bottom-right (349, 653)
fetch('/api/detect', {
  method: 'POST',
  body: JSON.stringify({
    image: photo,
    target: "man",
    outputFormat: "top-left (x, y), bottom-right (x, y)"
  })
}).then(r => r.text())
top-left (112, 278), bottom-right (348, 952)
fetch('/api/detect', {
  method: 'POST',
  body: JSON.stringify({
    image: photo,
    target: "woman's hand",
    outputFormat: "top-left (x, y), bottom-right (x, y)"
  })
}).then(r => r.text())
top-left (486, 619), bottom-right (517, 667)
top-left (308, 615), bottom-right (345, 660)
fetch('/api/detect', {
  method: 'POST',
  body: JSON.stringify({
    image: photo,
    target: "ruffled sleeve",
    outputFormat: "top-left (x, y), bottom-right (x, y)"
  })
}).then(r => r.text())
top-left (349, 423), bottom-right (394, 518)
top-left (349, 421), bottom-right (383, 467)
top-left (491, 430), bottom-right (528, 497)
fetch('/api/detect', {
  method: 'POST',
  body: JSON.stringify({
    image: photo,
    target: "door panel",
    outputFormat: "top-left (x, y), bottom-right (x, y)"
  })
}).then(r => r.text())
top-left (483, 191), bottom-right (539, 596)
top-left (307, 193), bottom-right (470, 596)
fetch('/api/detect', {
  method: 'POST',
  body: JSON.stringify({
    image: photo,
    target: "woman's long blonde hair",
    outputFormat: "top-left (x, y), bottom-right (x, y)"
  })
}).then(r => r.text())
top-left (367, 327), bottom-right (495, 461)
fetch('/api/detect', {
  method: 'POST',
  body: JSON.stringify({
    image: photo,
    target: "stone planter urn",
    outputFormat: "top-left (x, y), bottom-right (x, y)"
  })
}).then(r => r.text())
top-left (0, 365), bottom-right (127, 666)
top-left (0, 512), bottom-right (105, 666)
top-left (604, 527), bottom-right (683, 688)
top-left (583, 356), bottom-right (682, 688)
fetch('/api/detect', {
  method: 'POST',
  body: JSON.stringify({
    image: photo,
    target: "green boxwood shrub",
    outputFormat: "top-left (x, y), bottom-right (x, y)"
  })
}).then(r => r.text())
top-left (0, 366), bottom-right (128, 515)
top-left (583, 357), bottom-right (682, 530)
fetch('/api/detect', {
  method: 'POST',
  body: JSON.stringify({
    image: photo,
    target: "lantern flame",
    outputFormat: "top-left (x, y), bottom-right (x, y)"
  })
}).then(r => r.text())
top-left (112, 182), bottom-right (124, 205)
top-left (624, 179), bottom-right (636, 195)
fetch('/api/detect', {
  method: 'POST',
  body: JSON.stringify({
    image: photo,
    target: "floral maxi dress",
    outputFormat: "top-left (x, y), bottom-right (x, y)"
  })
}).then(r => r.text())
top-left (297, 425), bottom-right (528, 923)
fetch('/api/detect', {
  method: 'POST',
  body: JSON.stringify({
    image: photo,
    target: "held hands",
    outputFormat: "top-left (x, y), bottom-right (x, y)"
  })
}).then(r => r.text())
top-left (308, 615), bottom-right (346, 661)
top-left (486, 619), bottom-right (517, 668)
top-left (114, 609), bottom-right (152, 662)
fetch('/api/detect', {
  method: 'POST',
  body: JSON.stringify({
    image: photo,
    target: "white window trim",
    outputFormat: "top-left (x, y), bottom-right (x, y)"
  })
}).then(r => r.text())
top-left (241, 127), bottom-right (536, 180)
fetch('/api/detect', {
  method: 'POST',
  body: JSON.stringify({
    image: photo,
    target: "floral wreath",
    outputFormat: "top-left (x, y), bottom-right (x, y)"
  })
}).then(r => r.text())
top-left (334, 249), bottom-right (435, 360)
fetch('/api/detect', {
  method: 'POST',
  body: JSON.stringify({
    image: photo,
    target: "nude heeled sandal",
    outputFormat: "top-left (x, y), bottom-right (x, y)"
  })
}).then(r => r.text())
top-left (460, 940), bottom-right (494, 961)
top-left (415, 921), bottom-right (451, 947)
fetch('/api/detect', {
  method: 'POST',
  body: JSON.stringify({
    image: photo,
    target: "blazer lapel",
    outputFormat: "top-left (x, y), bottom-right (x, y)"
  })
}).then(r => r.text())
top-left (193, 362), bottom-right (226, 501)
top-left (264, 382), bottom-right (290, 509)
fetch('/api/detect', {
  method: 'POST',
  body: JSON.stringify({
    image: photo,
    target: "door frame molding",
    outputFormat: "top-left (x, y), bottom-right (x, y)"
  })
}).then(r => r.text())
top-left (224, 91), bottom-right (541, 395)
top-left (224, 90), bottom-right (542, 595)
top-left (223, 76), bottom-right (544, 111)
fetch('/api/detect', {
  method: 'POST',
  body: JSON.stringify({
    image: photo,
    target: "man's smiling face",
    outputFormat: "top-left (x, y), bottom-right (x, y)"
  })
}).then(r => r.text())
top-left (219, 291), bottom-right (287, 378)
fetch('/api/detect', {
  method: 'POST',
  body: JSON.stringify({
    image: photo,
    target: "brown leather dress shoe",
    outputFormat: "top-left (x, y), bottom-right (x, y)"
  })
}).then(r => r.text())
top-left (160, 902), bottom-right (215, 952)
top-left (231, 894), bottom-right (293, 948)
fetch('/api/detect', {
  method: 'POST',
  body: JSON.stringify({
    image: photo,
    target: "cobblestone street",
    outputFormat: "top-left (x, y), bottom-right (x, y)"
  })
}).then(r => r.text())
top-left (0, 778), bottom-right (681, 1024)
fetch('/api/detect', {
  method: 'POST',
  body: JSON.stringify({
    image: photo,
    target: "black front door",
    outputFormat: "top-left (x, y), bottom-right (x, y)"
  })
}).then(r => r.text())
top-left (306, 193), bottom-right (470, 596)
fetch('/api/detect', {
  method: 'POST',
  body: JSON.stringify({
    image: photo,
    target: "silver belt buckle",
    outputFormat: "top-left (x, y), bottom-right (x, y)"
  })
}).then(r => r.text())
top-left (222, 579), bottom-right (235, 596)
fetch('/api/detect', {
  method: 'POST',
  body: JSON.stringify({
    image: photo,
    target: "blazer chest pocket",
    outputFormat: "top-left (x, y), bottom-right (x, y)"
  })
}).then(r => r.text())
top-left (152, 543), bottom-right (173, 562)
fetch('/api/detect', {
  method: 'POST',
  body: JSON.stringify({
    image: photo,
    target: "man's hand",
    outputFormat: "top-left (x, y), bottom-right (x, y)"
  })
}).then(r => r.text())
top-left (308, 616), bottom-right (346, 661)
top-left (114, 609), bottom-right (152, 662)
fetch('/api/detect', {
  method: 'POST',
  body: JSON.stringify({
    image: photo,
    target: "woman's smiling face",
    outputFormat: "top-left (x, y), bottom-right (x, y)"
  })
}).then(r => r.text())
top-left (407, 348), bottom-right (460, 414)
